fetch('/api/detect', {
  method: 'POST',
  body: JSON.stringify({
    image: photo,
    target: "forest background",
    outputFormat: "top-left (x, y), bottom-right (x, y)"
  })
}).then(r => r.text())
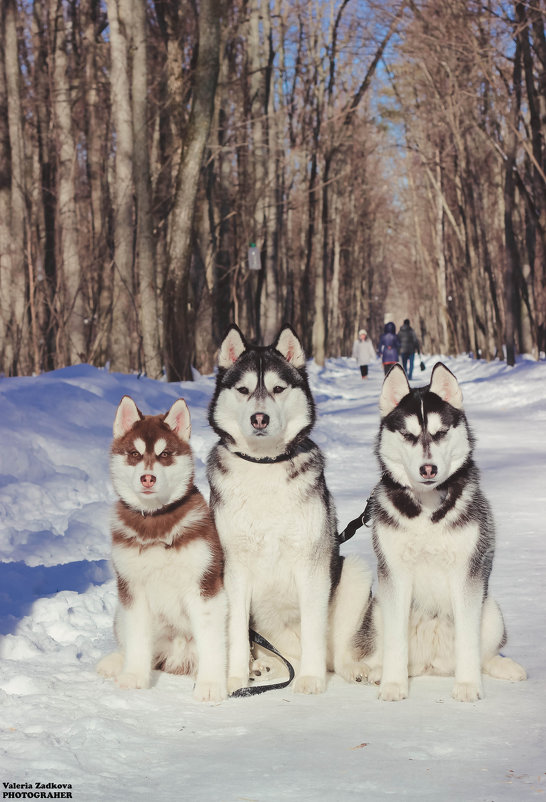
top-left (0, 0), bottom-right (544, 381)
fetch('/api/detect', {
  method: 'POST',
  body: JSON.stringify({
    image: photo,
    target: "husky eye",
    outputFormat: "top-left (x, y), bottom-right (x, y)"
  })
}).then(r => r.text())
top-left (401, 432), bottom-right (419, 444)
top-left (273, 385), bottom-right (286, 394)
top-left (236, 386), bottom-right (249, 395)
top-left (128, 450), bottom-right (141, 458)
top-left (431, 430), bottom-right (448, 442)
top-left (159, 450), bottom-right (172, 459)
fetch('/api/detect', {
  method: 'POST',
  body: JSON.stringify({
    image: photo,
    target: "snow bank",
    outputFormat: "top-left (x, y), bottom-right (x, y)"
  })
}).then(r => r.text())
top-left (0, 355), bottom-right (544, 800)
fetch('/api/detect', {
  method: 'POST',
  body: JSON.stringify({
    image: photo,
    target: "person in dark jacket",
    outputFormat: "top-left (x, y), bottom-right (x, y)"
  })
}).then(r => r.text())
top-left (398, 318), bottom-right (420, 380)
top-left (378, 322), bottom-right (401, 375)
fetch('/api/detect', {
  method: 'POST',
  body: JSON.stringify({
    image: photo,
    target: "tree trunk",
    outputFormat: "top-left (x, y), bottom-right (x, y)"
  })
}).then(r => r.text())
top-left (517, 0), bottom-right (546, 359)
top-left (106, 0), bottom-right (136, 372)
top-left (51, 0), bottom-right (86, 363)
top-left (251, 0), bottom-right (279, 345)
top-left (329, 197), bottom-right (341, 355)
top-left (503, 33), bottom-right (523, 366)
top-left (31, 0), bottom-right (57, 370)
top-left (2, 0), bottom-right (29, 374)
top-left (312, 153), bottom-right (328, 366)
top-left (0, 19), bottom-right (11, 370)
top-left (130, 0), bottom-right (162, 377)
top-left (163, 0), bottom-right (220, 381)
top-left (81, 0), bottom-right (109, 365)
top-left (504, 165), bottom-right (519, 367)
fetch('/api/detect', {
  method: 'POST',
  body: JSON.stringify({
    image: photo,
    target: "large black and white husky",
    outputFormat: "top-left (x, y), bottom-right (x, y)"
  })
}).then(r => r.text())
top-left (355, 363), bottom-right (526, 701)
top-left (207, 324), bottom-right (372, 695)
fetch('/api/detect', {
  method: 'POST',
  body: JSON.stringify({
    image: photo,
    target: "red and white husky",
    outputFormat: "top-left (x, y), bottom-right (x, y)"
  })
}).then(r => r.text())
top-left (97, 396), bottom-right (227, 702)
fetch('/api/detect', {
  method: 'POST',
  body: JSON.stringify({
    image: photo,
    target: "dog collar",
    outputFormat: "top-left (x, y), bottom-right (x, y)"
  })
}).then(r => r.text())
top-left (233, 451), bottom-right (292, 464)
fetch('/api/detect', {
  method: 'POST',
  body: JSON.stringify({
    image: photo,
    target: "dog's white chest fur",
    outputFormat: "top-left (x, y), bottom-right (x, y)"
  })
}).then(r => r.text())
top-left (211, 450), bottom-right (329, 632)
top-left (378, 498), bottom-right (480, 614)
top-left (214, 457), bottom-right (324, 561)
top-left (396, 514), bottom-right (462, 567)
top-left (112, 539), bottom-right (211, 622)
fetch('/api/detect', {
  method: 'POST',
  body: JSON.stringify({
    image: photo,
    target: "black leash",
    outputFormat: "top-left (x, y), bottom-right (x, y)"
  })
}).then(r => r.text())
top-left (229, 629), bottom-right (296, 698)
top-left (337, 496), bottom-right (373, 544)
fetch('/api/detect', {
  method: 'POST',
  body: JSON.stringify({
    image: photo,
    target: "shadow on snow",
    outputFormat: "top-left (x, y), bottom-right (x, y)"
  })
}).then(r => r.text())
top-left (0, 559), bottom-right (111, 635)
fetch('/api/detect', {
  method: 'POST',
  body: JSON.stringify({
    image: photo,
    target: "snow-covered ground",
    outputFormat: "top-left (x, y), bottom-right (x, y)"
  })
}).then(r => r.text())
top-left (0, 355), bottom-right (545, 801)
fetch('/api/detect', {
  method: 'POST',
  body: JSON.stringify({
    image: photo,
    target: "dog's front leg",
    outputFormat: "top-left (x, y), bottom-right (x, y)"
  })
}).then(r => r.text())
top-left (117, 592), bottom-right (153, 689)
top-left (293, 567), bottom-right (330, 694)
top-left (377, 571), bottom-right (412, 701)
top-left (188, 593), bottom-right (228, 702)
top-left (450, 575), bottom-right (483, 702)
top-left (224, 566), bottom-right (252, 695)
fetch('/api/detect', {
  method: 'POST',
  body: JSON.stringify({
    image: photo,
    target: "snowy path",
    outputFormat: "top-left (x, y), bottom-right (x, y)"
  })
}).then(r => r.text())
top-left (0, 356), bottom-right (544, 801)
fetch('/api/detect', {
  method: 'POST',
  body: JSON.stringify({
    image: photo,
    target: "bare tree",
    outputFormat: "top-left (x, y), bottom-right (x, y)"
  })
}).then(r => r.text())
top-left (50, 0), bottom-right (86, 363)
top-left (3, 0), bottom-right (543, 377)
top-left (106, 0), bottom-right (137, 372)
top-left (80, 0), bottom-right (110, 365)
top-left (1, 0), bottom-right (30, 374)
top-left (130, 0), bottom-right (162, 377)
top-left (163, 0), bottom-right (221, 381)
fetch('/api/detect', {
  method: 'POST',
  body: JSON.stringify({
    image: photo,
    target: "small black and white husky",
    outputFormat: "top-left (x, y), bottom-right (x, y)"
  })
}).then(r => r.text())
top-left (207, 324), bottom-right (372, 695)
top-left (355, 363), bottom-right (526, 701)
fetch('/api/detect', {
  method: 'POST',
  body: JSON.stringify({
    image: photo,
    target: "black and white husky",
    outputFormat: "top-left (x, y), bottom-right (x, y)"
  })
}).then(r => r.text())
top-left (207, 324), bottom-right (372, 695)
top-left (355, 363), bottom-right (526, 701)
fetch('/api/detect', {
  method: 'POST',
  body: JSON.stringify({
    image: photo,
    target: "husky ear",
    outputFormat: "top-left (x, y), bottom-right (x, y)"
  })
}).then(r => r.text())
top-left (113, 396), bottom-right (142, 438)
top-left (429, 363), bottom-right (463, 409)
top-left (274, 325), bottom-right (306, 368)
top-left (164, 398), bottom-right (191, 441)
top-left (379, 364), bottom-right (411, 417)
top-left (218, 325), bottom-right (247, 369)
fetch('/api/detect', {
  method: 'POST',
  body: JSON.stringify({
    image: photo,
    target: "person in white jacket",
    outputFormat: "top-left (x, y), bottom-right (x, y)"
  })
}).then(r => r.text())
top-left (351, 329), bottom-right (375, 378)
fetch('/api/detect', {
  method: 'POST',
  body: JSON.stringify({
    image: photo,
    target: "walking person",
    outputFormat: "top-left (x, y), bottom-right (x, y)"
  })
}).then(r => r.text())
top-left (398, 318), bottom-right (420, 380)
top-left (378, 322), bottom-right (401, 375)
top-left (352, 329), bottom-right (375, 379)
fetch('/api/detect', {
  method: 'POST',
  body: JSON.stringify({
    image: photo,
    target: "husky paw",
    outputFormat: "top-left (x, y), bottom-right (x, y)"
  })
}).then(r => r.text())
top-left (193, 680), bottom-right (226, 703)
top-left (293, 675), bottom-right (326, 695)
top-left (96, 652), bottom-right (123, 679)
top-left (366, 666), bottom-right (382, 686)
top-left (227, 676), bottom-right (248, 695)
top-left (452, 681), bottom-right (483, 702)
top-left (379, 681), bottom-right (408, 701)
top-left (116, 671), bottom-right (151, 690)
top-left (483, 655), bottom-right (527, 682)
top-left (336, 661), bottom-right (370, 684)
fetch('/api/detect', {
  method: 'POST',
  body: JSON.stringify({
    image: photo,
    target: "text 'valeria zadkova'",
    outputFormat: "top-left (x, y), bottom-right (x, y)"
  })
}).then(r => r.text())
top-left (2, 784), bottom-right (73, 799)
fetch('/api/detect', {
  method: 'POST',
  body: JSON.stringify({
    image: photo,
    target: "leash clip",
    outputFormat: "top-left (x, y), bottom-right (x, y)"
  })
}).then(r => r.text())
top-left (338, 496), bottom-right (372, 544)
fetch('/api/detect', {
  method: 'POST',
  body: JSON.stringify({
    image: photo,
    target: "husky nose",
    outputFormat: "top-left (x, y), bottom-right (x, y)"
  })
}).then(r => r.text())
top-left (251, 412), bottom-right (270, 430)
top-left (419, 464), bottom-right (438, 480)
top-left (140, 474), bottom-right (156, 489)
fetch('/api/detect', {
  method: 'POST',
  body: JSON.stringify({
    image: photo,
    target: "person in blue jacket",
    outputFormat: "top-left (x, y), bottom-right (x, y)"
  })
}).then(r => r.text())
top-left (378, 322), bottom-right (401, 375)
